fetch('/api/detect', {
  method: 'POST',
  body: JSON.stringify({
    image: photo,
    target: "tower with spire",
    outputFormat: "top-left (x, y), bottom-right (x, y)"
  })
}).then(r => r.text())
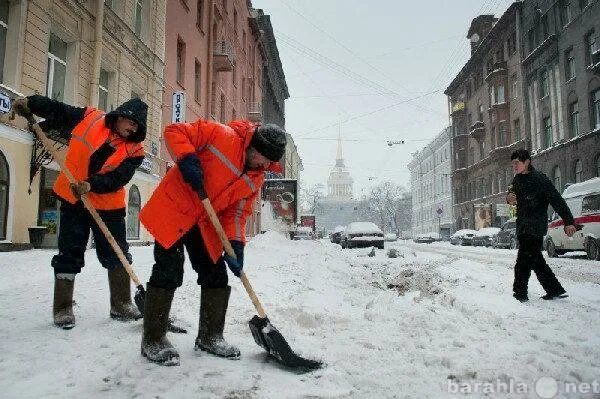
top-left (327, 134), bottom-right (354, 200)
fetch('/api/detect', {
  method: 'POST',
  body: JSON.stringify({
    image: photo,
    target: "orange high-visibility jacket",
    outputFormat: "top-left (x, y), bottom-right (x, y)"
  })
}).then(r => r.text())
top-left (139, 120), bottom-right (282, 263)
top-left (53, 107), bottom-right (144, 210)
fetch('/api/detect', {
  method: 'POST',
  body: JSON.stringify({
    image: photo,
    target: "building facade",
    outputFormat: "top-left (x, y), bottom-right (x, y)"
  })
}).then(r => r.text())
top-left (521, 0), bottom-right (600, 189)
top-left (315, 136), bottom-right (358, 233)
top-left (0, 0), bottom-right (166, 248)
top-left (408, 126), bottom-right (453, 238)
top-left (445, 3), bottom-right (526, 231)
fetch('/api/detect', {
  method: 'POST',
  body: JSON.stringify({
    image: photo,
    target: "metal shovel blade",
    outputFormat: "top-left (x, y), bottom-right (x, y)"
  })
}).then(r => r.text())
top-left (248, 315), bottom-right (322, 372)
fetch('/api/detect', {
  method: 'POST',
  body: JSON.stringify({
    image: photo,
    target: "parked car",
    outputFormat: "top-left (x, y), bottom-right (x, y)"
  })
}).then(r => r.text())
top-left (472, 227), bottom-right (501, 247)
top-left (493, 218), bottom-right (518, 249)
top-left (544, 177), bottom-right (600, 260)
top-left (341, 222), bottom-right (384, 249)
top-left (450, 229), bottom-right (477, 246)
top-left (413, 233), bottom-right (436, 243)
top-left (293, 226), bottom-right (315, 240)
top-left (384, 233), bottom-right (398, 242)
top-left (330, 225), bottom-right (345, 244)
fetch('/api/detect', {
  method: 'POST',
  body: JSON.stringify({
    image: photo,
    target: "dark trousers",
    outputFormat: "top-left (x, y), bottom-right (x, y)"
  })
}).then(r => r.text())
top-left (51, 201), bottom-right (131, 274)
top-left (513, 234), bottom-right (565, 296)
top-left (148, 225), bottom-right (228, 290)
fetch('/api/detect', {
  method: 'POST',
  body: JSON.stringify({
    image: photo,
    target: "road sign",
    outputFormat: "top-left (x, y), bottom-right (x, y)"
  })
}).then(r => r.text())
top-left (172, 91), bottom-right (186, 123)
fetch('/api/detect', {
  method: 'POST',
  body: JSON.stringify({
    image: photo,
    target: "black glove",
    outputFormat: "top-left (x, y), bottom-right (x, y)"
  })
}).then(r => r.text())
top-left (223, 240), bottom-right (244, 277)
top-left (178, 154), bottom-right (205, 195)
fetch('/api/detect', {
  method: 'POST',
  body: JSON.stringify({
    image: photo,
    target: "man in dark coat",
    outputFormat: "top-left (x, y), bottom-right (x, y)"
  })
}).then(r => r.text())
top-left (507, 149), bottom-right (577, 302)
top-left (12, 95), bottom-right (147, 328)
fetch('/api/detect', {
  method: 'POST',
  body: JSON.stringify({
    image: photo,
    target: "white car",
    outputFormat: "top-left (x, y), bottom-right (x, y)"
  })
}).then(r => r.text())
top-left (450, 229), bottom-right (477, 246)
top-left (293, 226), bottom-right (315, 240)
top-left (472, 227), bottom-right (501, 247)
top-left (341, 222), bottom-right (384, 249)
top-left (544, 177), bottom-right (600, 260)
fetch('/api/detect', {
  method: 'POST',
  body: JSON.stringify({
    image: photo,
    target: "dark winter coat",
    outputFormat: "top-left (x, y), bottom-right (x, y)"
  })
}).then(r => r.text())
top-left (27, 95), bottom-right (145, 200)
top-left (510, 167), bottom-right (574, 238)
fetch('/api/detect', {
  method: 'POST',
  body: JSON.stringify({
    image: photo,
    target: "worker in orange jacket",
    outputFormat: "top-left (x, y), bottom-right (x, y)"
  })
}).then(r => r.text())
top-left (138, 120), bottom-right (286, 366)
top-left (12, 96), bottom-right (147, 329)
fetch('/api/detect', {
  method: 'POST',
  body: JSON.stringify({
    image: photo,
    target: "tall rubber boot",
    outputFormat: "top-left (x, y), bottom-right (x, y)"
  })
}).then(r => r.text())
top-left (194, 286), bottom-right (240, 359)
top-left (108, 267), bottom-right (142, 321)
top-left (53, 274), bottom-right (75, 329)
top-left (140, 285), bottom-right (180, 366)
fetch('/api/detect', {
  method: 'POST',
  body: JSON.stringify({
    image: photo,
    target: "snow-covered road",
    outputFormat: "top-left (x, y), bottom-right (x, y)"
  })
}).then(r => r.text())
top-left (1, 233), bottom-right (599, 398)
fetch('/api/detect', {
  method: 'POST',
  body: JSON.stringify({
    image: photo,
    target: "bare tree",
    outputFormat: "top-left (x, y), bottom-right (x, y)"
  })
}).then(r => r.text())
top-left (359, 181), bottom-right (410, 233)
top-left (299, 183), bottom-right (325, 214)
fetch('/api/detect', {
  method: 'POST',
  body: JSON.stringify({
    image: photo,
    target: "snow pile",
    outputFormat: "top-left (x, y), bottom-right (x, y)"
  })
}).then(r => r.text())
top-left (0, 238), bottom-right (599, 398)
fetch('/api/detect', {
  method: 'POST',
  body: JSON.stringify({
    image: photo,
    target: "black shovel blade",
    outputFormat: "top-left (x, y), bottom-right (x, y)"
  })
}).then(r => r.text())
top-left (134, 285), bottom-right (146, 316)
top-left (248, 315), bottom-right (322, 372)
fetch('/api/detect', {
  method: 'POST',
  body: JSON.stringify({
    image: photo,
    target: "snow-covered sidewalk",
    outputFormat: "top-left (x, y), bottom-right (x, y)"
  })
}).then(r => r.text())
top-left (1, 232), bottom-right (599, 398)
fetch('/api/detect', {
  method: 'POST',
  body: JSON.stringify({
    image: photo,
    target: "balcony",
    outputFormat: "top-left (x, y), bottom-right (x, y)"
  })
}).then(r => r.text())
top-left (485, 61), bottom-right (507, 83)
top-left (450, 101), bottom-right (465, 117)
top-left (213, 41), bottom-right (235, 72)
top-left (247, 102), bottom-right (262, 122)
top-left (469, 121), bottom-right (486, 141)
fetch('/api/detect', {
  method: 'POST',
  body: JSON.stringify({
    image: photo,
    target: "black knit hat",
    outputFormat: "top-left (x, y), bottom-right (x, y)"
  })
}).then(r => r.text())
top-left (105, 98), bottom-right (148, 143)
top-left (250, 124), bottom-right (287, 162)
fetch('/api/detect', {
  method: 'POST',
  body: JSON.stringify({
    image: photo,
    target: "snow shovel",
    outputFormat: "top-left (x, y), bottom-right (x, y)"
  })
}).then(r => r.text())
top-left (17, 109), bottom-right (187, 333)
top-left (200, 196), bottom-right (322, 372)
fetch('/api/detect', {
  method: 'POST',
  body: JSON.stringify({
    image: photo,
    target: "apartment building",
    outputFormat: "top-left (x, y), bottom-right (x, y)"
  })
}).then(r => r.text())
top-left (0, 0), bottom-right (166, 248)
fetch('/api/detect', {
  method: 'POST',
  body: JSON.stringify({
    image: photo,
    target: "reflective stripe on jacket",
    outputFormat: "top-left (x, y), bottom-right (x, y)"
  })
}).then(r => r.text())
top-left (139, 119), bottom-right (282, 263)
top-left (53, 107), bottom-right (144, 210)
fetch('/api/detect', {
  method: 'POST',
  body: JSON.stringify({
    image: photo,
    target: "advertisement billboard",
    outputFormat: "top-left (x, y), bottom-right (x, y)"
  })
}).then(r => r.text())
top-left (262, 179), bottom-right (298, 228)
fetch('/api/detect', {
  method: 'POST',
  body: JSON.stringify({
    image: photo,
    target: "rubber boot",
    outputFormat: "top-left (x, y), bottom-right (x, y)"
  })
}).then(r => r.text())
top-left (53, 275), bottom-right (75, 329)
top-left (140, 285), bottom-right (180, 366)
top-left (194, 286), bottom-right (240, 359)
top-left (108, 267), bottom-right (142, 321)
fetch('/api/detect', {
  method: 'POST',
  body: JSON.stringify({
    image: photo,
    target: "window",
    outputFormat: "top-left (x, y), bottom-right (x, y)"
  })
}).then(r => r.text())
top-left (568, 101), bottom-right (579, 137)
top-left (479, 140), bottom-right (485, 159)
top-left (498, 123), bottom-right (507, 147)
top-left (574, 160), bottom-right (583, 183)
top-left (544, 117), bottom-right (553, 148)
top-left (0, 150), bottom-right (8, 240)
top-left (497, 85), bottom-right (505, 103)
top-left (233, 9), bottom-right (238, 37)
top-left (540, 69), bottom-right (549, 98)
top-left (47, 34), bottom-right (67, 101)
top-left (553, 166), bottom-right (562, 190)
top-left (513, 118), bottom-right (521, 142)
top-left (126, 185), bottom-right (141, 240)
top-left (585, 30), bottom-right (597, 66)
top-left (197, 0), bottom-right (204, 30)
top-left (562, 1), bottom-right (573, 25)
top-left (194, 60), bottom-right (201, 102)
top-left (489, 86), bottom-right (495, 105)
top-left (242, 30), bottom-right (246, 53)
top-left (565, 48), bottom-right (575, 80)
top-left (176, 37), bottom-right (185, 86)
top-left (528, 28), bottom-right (536, 53)
top-left (511, 74), bottom-right (518, 99)
top-left (491, 126), bottom-right (496, 149)
top-left (508, 32), bottom-right (516, 55)
top-left (541, 14), bottom-right (549, 39)
top-left (469, 147), bottom-right (475, 165)
top-left (592, 89), bottom-right (600, 130)
top-left (0, 0), bottom-right (8, 83)
top-left (219, 93), bottom-right (225, 122)
top-left (582, 194), bottom-right (600, 214)
top-left (98, 68), bottom-right (109, 111)
top-left (134, 0), bottom-right (143, 37)
top-left (478, 104), bottom-right (484, 121)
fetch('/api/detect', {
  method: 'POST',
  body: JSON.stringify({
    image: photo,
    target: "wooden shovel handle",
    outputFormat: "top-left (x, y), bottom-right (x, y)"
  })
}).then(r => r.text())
top-left (23, 112), bottom-right (142, 287)
top-left (201, 197), bottom-right (267, 318)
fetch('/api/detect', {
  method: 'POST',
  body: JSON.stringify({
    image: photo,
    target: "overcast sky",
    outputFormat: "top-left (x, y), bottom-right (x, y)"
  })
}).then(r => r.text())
top-left (251, 0), bottom-right (513, 196)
